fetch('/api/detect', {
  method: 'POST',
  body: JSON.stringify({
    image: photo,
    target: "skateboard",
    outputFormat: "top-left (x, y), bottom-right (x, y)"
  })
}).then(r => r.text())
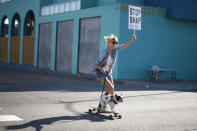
top-left (88, 106), bottom-right (122, 119)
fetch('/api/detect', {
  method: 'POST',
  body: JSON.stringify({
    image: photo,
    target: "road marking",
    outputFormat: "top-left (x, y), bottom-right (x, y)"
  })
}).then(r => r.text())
top-left (0, 115), bottom-right (23, 121)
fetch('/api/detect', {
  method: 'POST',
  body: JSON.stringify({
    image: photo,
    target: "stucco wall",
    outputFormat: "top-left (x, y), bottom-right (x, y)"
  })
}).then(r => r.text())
top-left (118, 6), bottom-right (197, 80)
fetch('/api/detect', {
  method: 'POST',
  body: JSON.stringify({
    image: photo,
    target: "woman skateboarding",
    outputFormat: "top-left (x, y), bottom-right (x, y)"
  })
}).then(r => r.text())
top-left (92, 33), bottom-right (137, 110)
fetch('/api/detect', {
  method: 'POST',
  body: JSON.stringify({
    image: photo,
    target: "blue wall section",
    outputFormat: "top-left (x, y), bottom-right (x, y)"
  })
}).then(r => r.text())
top-left (144, 0), bottom-right (168, 7)
top-left (117, 0), bottom-right (144, 5)
top-left (80, 0), bottom-right (96, 9)
top-left (118, 7), bottom-right (197, 80)
top-left (144, 0), bottom-right (197, 21)
top-left (81, 0), bottom-right (117, 9)
top-left (168, 0), bottom-right (197, 21)
top-left (97, 0), bottom-right (117, 6)
top-left (40, 0), bottom-right (53, 6)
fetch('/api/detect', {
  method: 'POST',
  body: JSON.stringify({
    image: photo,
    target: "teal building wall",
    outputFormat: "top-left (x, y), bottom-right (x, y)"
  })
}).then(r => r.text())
top-left (0, 0), bottom-right (122, 79)
top-left (118, 6), bottom-right (197, 80)
top-left (38, 4), bottom-right (122, 78)
top-left (0, 0), bottom-right (40, 65)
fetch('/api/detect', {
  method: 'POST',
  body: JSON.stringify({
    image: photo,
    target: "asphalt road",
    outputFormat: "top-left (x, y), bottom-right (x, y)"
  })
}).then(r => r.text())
top-left (0, 68), bottom-right (197, 131)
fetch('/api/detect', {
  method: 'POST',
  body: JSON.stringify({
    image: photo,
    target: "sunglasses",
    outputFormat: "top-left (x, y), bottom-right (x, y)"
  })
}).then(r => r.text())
top-left (112, 41), bottom-right (118, 45)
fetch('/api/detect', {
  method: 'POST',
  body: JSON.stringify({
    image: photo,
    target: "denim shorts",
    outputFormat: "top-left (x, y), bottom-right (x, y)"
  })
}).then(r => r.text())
top-left (96, 69), bottom-right (112, 80)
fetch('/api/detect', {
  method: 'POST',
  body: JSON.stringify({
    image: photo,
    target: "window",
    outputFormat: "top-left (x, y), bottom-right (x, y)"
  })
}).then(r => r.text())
top-left (1, 16), bottom-right (9, 37)
top-left (41, 0), bottom-right (81, 16)
top-left (24, 11), bottom-right (35, 36)
top-left (11, 14), bottom-right (21, 37)
top-left (0, 0), bottom-right (10, 4)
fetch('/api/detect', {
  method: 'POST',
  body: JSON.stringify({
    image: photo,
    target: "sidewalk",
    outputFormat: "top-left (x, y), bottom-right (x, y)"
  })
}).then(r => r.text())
top-left (121, 80), bottom-right (197, 91)
top-left (0, 65), bottom-right (197, 93)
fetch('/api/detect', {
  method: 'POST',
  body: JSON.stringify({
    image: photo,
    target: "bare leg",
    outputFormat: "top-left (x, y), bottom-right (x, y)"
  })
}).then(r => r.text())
top-left (109, 79), bottom-right (114, 86)
top-left (101, 77), bottom-right (114, 95)
top-left (109, 79), bottom-right (114, 95)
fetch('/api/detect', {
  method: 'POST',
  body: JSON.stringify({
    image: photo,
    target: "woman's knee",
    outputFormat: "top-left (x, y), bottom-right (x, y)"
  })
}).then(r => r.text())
top-left (106, 88), bottom-right (113, 94)
top-left (107, 88), bottom-right (114, 95)
top-left (109, 80), bottom-right (114, 86)
top-left (105, 81), bottom-right (113, 89)
top-left (110, 88), bottom-right (114, 93)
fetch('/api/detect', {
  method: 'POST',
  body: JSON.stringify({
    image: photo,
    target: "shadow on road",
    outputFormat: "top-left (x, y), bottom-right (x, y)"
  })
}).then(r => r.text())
top-left (5, 113), bottom-right (113, 131)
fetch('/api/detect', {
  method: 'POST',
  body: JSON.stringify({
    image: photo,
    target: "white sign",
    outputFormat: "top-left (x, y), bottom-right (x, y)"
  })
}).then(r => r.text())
top-left (128, 5), bottom-right (141, 30)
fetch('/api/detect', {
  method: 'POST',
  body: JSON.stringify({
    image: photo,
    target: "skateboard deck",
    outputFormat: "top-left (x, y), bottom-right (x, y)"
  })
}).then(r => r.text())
top-left (88, 106), bottom-right (122, 119)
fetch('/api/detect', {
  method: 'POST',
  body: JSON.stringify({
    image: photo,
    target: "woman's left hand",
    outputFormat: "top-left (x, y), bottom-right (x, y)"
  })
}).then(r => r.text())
top-left (132, 34), bottom-right (137, 41)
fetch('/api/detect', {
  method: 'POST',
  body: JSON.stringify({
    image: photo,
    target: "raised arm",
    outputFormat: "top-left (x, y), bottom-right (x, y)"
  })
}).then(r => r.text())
top-left (122, 34), bottom-right (137, 49)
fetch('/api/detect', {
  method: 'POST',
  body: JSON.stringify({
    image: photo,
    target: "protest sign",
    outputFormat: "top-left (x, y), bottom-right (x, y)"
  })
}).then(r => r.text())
top-left (128, 5), bottom-right (141, 32)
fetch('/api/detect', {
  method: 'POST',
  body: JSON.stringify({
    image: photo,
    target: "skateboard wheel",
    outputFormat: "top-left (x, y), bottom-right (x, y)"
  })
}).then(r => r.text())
top-left (93, 108), bottom-right (96, 111)
top-left (88, 109), bottom-right (92, 113)
top-left (109, 115), bottom-right (113, 119)
top-left (118, 115), bottom-right (122, 119)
